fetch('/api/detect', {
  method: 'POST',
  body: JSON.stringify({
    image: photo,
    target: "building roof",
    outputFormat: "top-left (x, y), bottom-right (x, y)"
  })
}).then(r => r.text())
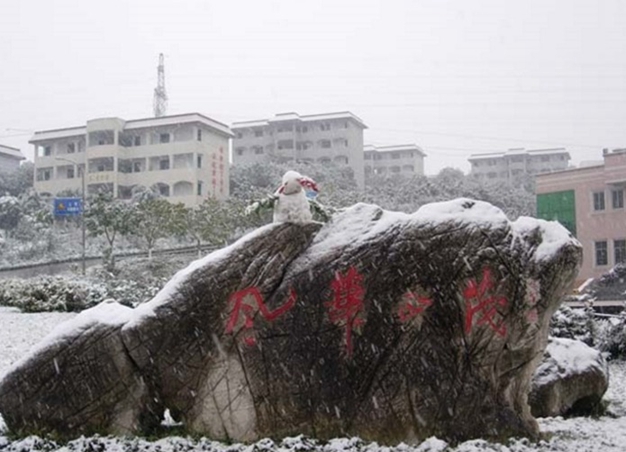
top-left (468, 147), bottom-right (570, 161)
top-left (29, 112), bottom-right (233, 143)
top-left (0, 144), bottom-right (25, 160)
top-left (232, 111), bottom-right (368, 130)
top-left (364, 144), bottom-right (427, 156)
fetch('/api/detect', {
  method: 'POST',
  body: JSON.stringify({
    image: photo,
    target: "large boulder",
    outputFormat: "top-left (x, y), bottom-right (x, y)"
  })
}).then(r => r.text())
top-left (0, 302), bottom-right (160, 436)
top-left (0, 200), bottom-right (582, 443)
top-left (529, 337), bottom-right (609, 417)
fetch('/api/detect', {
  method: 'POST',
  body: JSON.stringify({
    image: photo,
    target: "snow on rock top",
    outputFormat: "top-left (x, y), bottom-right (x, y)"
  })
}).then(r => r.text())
top-left (413, 198), bottom-right (508, 226)
top-left (304, 199), bottom-right (576, 265)
top-left (126, 222), bottom-right (281, 328)
top-left (4, 301), bottom-right (133, 374)
top-left (534, 337), bottom-right (607, 387)
top-left (512, 216), bottom-right (580, 262)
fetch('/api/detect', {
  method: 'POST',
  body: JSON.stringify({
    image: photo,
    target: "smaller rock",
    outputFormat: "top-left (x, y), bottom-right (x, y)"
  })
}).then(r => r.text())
top-left (529, 337), bottom-right (608, 417)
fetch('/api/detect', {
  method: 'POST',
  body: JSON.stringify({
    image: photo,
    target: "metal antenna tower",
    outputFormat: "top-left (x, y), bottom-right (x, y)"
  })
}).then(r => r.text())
top-left (153, 53), bottom-right (168, 117)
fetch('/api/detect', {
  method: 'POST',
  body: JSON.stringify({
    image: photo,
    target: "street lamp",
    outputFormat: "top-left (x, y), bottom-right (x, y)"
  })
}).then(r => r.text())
top-left (55, 156), bottom-right (86, 275)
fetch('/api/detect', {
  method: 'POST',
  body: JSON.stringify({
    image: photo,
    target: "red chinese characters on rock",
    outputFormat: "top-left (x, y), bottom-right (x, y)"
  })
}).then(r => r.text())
top-left (397, 291), bottom-right (433, 323)
top-left (463, 268), bottom-right (508, 337)
top-left (325, 267), bottom-right (366, 357)
top-left (225, 287), bottom-right (297, 346)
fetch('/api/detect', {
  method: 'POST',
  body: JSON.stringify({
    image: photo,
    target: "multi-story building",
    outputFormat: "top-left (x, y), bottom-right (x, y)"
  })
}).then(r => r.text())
top-left (535, 148), bottom-right (626, 283)
top-left (364, 144), bottom-right (426, 177)
top-left (469, 148), bottom-right (570, 182)
top-left (30, 113), bottom-right (233, 206)
top-left (231, 111), bottom-right (367, 187)
top-left (0, 145), bottom-right (25, 173)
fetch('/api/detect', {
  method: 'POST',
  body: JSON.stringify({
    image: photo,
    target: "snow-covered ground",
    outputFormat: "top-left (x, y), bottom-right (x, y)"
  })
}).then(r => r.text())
top-left (0, 306), bottom-right (625, 452)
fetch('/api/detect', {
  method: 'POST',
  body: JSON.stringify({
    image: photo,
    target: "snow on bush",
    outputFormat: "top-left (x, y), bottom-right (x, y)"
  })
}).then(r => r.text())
top-left (550, 304), bottom-right (626, 360)
top-left (0, 276), bottom-right (107, 312)
top-left (0, 256), bottom-right (190, 313)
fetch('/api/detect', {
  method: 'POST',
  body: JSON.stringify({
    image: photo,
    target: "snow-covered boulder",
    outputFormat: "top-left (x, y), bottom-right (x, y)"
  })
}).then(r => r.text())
top-left (0, 200), bottom-right (582, 443)
top-left (529, 337), bottom-right (609, 417)
top-left (0, 302), bottom-right (160, 436)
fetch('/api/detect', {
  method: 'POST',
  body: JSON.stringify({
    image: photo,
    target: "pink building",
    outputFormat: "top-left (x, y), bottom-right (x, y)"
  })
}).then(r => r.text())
top-left (535, 149), bottom-right (626, 284)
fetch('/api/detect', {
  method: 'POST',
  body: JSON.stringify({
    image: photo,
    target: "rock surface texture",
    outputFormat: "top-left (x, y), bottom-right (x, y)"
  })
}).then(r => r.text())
top-left (0, 200), bottom-right (582, 443)
top-left (529, 337), bottom-right (609, 418)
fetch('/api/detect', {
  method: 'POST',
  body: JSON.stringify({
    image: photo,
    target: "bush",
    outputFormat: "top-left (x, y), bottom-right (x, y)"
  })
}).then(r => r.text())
top-left (550, 304), bottom-right (626, 360)
top-left (0, 276), bottom-right (107, 312)
top-left (0, 256), bottom-right (192, 313)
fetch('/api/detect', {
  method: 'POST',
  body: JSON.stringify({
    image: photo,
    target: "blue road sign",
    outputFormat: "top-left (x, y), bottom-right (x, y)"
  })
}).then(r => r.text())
top-left (54, 198), bottom-right (83, 216)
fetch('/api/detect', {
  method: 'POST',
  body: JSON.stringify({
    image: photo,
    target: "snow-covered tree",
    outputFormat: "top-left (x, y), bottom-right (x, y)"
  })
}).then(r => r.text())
top-left (129, 197), bottom-right (181, 259)
top-left (180, 198), bottom-right (242, 256)
top-left (85, 193), bottom-right (135, 271)
top-left (0, 161), bottom-right (34, 197)
top-left (0, 195), bottom-right (21, 238)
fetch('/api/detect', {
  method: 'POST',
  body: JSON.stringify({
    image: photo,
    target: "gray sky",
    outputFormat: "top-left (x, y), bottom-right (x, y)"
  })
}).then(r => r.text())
top-left (1, 0), bottom-right (625, 174)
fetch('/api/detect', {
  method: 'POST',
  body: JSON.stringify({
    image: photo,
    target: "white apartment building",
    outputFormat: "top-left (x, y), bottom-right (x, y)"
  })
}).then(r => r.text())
top-left (469, 148), bottom-right (570, 182)
top-left (30, 113), bottom-right (233, 206)
top-left (0, 145), bottom-right (25, 173)
top-left (364, 144), bottom-right (426, 177)
top-left (232, 112), bottom-right (367, 188)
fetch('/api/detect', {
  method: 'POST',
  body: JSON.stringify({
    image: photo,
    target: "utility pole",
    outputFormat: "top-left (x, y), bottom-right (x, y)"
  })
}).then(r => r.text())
top-left (55, 157), bottom-right (86, 275)
top-left (153, 53), bottom-right (168, 117)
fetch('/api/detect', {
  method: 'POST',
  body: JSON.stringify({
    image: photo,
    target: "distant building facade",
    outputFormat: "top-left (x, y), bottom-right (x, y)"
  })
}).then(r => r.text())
top-left (469, 148), bottom-right (570, 182)
top-left (536, 148), bottom-right (626, 283)
top-left (30, 113), bottom-right (232, 206)
top-left (364, 144), bottom-right (426, 177)
top-left (0, 145), bottom-right (25, 173)
top-left (231, 112), bottom-right (367, 188)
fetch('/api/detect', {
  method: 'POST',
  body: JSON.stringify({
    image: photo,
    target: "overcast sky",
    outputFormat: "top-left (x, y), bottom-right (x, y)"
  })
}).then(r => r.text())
top-left (1, 0), bottom-right (625, 174)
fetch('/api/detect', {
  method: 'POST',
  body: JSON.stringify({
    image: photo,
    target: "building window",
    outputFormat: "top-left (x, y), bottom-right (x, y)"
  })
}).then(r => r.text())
top-left (487, 172), bottom-right (497, 179)
top-left (159, 159), bottom-right (170, 170)
top-left (197, 129), bottom-right (202, 141)
top-left (488, 160), bottom-right (496, 166)
top-left (67, 143), bottom-right (75, 154)
top-left (302, 126), bottom-right (308, 133)
top-left (320, 140), bottom-right (331, 149)
top-left (67, 167), bottom-right (75, 179)
top-left (593, 191), bottom-right (605, 211)
top-left (595, 241), bottom-right (608, 266)
top-left (277, 140), bottom-right (294, 150)
top-left (320, 123), bottom-right (331, 131)
top-left (254, 146), bottom-right (264, 155)
top-left (236, 131), bottom-right (243, 139)
top-left (392, 153), bottom-right (401, 160)
top-left (254, 130), bottom-right (263, 137)
top-left (344, 122), bottom-right (349, 128)
top-left (89, 130), bottom-right (115, 146)
top-left (612, 189), bottom-right (624, 209)
top-left (615, 240), bottom-right (626, 264)
top-left (197, 155), bottom-right (202, 168)
top-left (134, 136), bottom-right (141, 146)
top-left (158, 184), bottom-right (170, 197)
top-left (37, 168), bottom-right (52, 181)
top-left (541, 156), bottom-right (550, 162)
top-left (197, 181), bottom-right (203, 196)
top-left (236, 148), bottom-right (244, 156)
top-left (133, 161), bottom-right (142, 172)
top-left (44, 146), bottom-right (52, 156)
top-left (160, 133), bottom-right (170, 143)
